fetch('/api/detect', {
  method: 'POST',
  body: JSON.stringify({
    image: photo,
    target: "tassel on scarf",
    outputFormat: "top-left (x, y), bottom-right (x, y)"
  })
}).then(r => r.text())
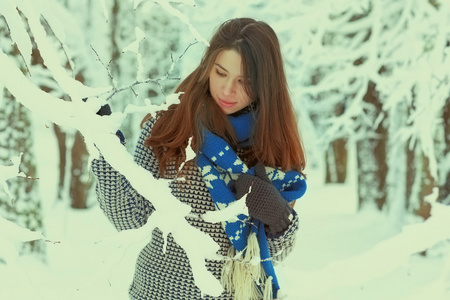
top-left (221, 232), bottom-right (274, 300)
top-left (263, 276), bottom-right (274, 300)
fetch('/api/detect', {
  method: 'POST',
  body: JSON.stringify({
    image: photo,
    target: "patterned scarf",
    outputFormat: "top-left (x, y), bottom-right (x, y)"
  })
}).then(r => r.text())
top-left (196, 112), bottom-right (306, 299)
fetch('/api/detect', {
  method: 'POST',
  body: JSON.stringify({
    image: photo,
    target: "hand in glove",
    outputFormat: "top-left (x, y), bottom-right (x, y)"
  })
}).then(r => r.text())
top-left (235, 164), bottom-right (294, 235)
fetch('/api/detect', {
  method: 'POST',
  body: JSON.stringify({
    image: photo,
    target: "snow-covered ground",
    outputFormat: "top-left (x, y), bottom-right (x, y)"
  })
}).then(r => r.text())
top-left (1, 117), bottom-right (448, 300)
top-left (279, 183), bottom-right (449, 300)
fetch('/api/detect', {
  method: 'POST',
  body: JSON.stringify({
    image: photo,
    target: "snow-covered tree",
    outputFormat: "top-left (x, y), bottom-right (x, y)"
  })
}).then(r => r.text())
top-left (280, 0), bottom-right (449, 221)
top-left (20, 0), bottom-right (99, 209)
top-left (106, 0), bottom-right (183, 150)
top-left (135, 1), bottom-right (182, 100)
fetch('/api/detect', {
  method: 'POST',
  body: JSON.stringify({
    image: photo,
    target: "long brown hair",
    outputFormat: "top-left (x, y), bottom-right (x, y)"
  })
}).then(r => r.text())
top-left (143, 18), bottom-right (306, 177)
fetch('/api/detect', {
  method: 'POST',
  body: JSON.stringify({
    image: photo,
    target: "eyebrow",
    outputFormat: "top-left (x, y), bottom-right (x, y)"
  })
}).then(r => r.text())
top-left (215, 63), bottom-right (228, 73)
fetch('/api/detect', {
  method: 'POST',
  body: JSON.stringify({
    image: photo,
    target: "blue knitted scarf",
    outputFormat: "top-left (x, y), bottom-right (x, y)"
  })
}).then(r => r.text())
top-left (196, 112), bottom-right (306, 298)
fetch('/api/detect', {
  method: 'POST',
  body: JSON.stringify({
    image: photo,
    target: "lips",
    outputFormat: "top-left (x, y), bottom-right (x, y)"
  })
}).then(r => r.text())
top-left (218, 98), bottom-right (236, 108)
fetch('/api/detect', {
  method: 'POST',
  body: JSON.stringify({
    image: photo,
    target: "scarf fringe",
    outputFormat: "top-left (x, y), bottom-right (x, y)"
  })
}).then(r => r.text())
top-left (221, 232), bottom-right (274, 300)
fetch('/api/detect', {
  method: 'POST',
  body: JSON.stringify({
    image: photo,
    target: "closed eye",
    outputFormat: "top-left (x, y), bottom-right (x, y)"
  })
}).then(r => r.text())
top-left (216, 69), bottom-right (226, 77)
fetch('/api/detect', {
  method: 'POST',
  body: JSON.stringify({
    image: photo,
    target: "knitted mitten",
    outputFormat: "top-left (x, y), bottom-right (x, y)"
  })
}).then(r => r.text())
top-left (235, 164), bottom-right (293, 235)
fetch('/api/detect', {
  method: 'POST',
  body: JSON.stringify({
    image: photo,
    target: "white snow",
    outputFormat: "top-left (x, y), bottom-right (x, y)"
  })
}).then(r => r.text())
top-left (1, 0), bottom-right (449, 299)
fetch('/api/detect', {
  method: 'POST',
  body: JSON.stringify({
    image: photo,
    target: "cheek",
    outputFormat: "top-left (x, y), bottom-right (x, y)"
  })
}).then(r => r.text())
top-left (209, 75), bottom-right (218, 93)
top-left (208, 78), bottom-right (215, 95)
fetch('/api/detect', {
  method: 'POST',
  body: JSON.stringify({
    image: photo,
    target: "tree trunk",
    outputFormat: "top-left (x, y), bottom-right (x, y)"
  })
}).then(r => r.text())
top-left (53, 124), bottom-right (67, 200)
top-left (70, 131), bottom-right (90, 208)
top-left (405, 142), bottom-right (415, 210)
top-left (325, 103), bottom-right (348, 183)
top-left (406, 143), bottom-right (433, 220)
top-left (438, 97), bottom-right (449, 204)
top-left (325, 139), bottom-right (348, 183)
top-left (404, 88), bottom-right (439, 220)
top-left (415, 154), bottom-right (433, 219)
top-left (357, 81), bottom-right (388, 210)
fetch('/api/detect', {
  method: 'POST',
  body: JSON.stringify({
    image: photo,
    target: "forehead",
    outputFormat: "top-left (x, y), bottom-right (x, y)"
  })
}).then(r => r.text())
top-left (214, 49), bottom-right (243, 76)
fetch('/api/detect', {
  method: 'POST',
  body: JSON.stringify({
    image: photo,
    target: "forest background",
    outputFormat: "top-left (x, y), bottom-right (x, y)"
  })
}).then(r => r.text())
top-left (0, 0), bottom-right (449, 299)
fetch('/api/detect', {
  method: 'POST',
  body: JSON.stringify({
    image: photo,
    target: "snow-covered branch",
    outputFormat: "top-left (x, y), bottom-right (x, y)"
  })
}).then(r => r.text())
top-left (0, 0), bottom-right (231, 296)
top-left (134, 0), bottom-right (209, 46)
top-left (0, 215), bottom-right (46, 264)
top-left (1, 0), bottom-right (108, 101)
top-left (101, 40), bottom-right (198, 101)
top-left (0, 154), bottom-right (26, 201)
top-left (288, 0), bottom-right (449, 180)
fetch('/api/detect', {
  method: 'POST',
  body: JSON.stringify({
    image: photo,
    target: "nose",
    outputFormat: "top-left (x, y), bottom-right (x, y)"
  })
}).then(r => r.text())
top-left (223, 78), bottom-right (236, 96)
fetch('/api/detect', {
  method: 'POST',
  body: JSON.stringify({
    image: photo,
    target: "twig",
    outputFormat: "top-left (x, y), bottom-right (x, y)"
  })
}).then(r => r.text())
top-left (104, 75), bottom-right (180, 100)
top-left (90, 44), bottom-right (115, 84)
top-left (130, 86), bottom-right (138, 97)
top-left (169, 40), bottom-right (198, 67)
top-left (101, 40), bottom-right (198, 100)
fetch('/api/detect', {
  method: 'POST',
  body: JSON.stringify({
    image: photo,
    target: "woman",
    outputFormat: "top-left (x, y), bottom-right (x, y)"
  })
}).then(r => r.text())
top-left (92, 18), bottom-right (307, 300)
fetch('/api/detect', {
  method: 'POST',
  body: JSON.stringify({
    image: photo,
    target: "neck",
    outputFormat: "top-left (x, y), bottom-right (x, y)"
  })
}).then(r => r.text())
top-left (228, 102), bottom-right (257, 117)
top-left (227, 110), bottom-right (255, 146)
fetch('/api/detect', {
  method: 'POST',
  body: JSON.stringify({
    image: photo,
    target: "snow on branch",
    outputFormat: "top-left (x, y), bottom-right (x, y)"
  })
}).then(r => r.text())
top-left (291, 0), bottom-right (449, 179)
top-left (0, 1), bottom-right (33, 71)
top-left (122, 26), bottom-right (146, 81)
top-left (24, 2), bottom-right (111, 100)
top-left (102, 40), bottom-right (198, 101)
top-left (0, 154), bottom-right (26, 201)
top-left (135, 0), bottom-right (209, 46)
top-left (0, 215), bottom-right (46, 265)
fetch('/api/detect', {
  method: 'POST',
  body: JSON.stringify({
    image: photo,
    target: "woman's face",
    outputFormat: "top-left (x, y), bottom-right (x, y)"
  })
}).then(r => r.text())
top-left (209, 49), bottom-right (252, 115)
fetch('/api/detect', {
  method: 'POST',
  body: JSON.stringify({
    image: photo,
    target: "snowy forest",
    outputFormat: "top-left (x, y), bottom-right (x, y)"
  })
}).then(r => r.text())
top-left (0, 0), bottom-right (449, 299)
